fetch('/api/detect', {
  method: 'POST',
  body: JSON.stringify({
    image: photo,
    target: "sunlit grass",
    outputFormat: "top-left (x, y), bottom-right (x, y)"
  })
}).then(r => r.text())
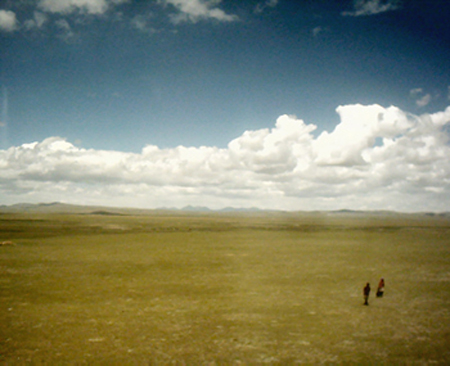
top-left (1, 213), bottom-right (450, 363)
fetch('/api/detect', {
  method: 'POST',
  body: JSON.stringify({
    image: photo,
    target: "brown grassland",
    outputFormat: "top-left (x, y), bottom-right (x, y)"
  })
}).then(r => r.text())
top-left (1, 211), bottom-right (450, 364)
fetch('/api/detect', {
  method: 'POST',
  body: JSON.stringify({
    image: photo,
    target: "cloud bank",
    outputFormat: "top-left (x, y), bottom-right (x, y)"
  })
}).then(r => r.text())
top-left (36, 0), bottom-right (237, 22)
top-left (0, 0), bottom-right (237, 34)
top-left (1, 104), bottom-right (450, 212)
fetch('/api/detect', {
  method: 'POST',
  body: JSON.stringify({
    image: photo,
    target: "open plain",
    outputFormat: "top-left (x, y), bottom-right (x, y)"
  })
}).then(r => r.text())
top-left (1, 210), bottom-right (450, 364)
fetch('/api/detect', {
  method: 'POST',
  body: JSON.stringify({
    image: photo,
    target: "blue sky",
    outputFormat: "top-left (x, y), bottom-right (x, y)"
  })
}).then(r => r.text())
top-left (0, 0), bottom-right (450, 211)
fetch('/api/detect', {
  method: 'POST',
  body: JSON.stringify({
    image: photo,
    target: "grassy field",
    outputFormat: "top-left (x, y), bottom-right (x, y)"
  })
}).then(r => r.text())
top-left (1, 211), bottom-right (450, 364)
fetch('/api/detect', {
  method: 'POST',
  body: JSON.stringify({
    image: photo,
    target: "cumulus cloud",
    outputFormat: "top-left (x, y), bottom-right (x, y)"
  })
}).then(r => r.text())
top-left (0, 10), bottom-right (18, 32)
top-left (38, 0), bottom-right (130, 15)
top-left (3, 0), bottom-right (235, 35)
top-left (342, 0), bottom-right (400, 17)
top-left (1, 104), bottom-right (450, 211)
top-left (161, 0), bottom-right (238, 23)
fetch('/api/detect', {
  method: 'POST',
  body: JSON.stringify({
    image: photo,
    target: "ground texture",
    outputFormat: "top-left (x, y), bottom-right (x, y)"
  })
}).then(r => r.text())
top-left (1, 212), bottom-right (450, 364)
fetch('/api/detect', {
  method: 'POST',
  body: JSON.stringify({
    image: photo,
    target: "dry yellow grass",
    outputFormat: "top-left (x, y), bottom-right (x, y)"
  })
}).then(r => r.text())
top-left (1, 212), bottom-right (450, 364)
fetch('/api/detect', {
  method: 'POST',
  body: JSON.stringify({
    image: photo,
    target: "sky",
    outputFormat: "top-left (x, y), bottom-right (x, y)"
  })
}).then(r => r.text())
top-left (0, 0), bottom-right (450, 211)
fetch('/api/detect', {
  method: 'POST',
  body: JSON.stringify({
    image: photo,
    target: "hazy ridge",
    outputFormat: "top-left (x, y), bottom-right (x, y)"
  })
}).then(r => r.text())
top-left (0, 202), bottom-right (449, 218)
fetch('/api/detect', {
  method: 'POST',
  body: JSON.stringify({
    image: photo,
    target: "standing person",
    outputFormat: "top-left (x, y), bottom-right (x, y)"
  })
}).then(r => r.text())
top-left (377, 278), bottom-right (385, 297)
top-left (363, 282), bottom-right (371, 305)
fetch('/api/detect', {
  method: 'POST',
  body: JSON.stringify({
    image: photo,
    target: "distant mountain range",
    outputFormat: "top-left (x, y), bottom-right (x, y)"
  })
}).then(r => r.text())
top-left (178, 205), bottom-right (263, 213)
top-left (0, 202), bottom-right (449, 217)
top-left (0, 202), bottom-right (265, 215)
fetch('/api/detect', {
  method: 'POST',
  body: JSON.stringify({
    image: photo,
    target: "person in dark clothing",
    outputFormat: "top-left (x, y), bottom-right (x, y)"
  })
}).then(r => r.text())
top-left (363, 283), bottom-right (371, 305)
top-left (376, 278), bottom-right (385, 297)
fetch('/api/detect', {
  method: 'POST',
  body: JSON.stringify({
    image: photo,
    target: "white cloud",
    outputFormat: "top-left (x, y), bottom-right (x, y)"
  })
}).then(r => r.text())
top-left (161, 0), bottom-right (238, 23)
top-left (312, 26), bottom-right (325, 37)
top-left (416, 94), bottom-right (432, 108)
top-left (410, 88), bottom-right (433, 107)
top-left (3, 0), bottom-right (235, 34)
top-left (1, 104), bottom-right (450, 212)
top-left (38, 0), bottom-right (129, 15)
top-left (410, 88), bottom-right (423, 97)
top-left (131, 15), bottom-right (148, 32)
top-left (55, 18), bottom-right (78, 42)
top-left (254, 0), bottom-right (279, 14)
top-left (0, 10), bottom-right (18, 32)
top-left (131, 14), bottom-right (159, 34)
top-left (24, 11), bottom-right (48, 30)
top-left (342, 0), bottom-right (400, 17)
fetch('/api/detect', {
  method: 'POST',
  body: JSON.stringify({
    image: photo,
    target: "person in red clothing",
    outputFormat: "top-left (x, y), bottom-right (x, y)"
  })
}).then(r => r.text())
top-left (363, 282), bottom-right (371, 305)
top-left (376, 278), bottom-right (385, 297)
